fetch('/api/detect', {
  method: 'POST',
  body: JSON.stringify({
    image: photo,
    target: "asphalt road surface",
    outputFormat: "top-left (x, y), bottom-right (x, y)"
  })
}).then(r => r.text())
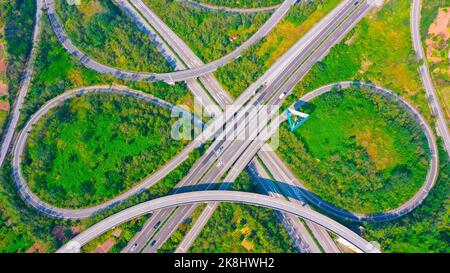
top-left (57, 191), bottom-right (381, 253)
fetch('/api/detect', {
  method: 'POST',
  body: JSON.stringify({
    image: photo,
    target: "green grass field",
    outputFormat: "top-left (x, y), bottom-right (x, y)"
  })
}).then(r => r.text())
top-left (277, 87), bottom-right (430, 213)
top-left (23, 93), bottom-right (189, 208)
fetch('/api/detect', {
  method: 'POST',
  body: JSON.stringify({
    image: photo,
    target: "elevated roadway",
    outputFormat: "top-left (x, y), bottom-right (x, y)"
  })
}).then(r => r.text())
top-left (139, 0), bottom-right (374, 252)
top-left (275, 81), bottom-right (439, 222)
top-left (57, 191), bottom-right (381, 253)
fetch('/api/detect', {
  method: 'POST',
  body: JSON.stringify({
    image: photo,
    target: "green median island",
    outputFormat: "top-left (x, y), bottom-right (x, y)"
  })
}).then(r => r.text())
top-left (277, 86), bottom-right (431, 214)
top-left (22, 93), bottom-right (189, 208)
top-left (197, 0), bottom-right (283, 9)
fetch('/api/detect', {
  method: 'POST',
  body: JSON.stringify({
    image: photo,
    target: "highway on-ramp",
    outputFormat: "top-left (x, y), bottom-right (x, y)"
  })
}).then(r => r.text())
top-left (266, 81), bottom-right (439, 222)
top-left (133, 0), bottom-right (375, 253)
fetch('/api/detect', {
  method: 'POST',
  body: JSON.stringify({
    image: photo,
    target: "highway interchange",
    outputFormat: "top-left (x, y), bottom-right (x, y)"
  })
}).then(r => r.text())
top-left (0, 0), bottom-right (448, 254)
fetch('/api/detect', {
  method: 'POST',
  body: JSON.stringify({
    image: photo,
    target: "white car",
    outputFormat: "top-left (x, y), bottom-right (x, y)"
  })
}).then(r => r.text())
top-left (130, 244), bottom-right (138, 252)
top-left (216, 159), bottom-right (223, 168)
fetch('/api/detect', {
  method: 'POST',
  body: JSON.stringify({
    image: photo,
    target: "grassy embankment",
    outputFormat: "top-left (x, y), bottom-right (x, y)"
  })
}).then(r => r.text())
top-left (23, 93), bottom-right (190, 208)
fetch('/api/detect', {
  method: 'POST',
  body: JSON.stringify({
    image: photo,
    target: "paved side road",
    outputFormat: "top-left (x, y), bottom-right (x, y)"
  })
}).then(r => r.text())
top-left (411, 0), bottom-right (450, 156)
top-left (57, 191), bottom-right (381, 253)
top-left (0, 0), bottom-right (43, 169)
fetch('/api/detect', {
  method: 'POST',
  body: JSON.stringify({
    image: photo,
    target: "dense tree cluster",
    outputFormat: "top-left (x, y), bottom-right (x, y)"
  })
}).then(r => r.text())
top-left (364, 145), bottom-right (449, 253)
top-left (0, 0), bottom-right (35, 101)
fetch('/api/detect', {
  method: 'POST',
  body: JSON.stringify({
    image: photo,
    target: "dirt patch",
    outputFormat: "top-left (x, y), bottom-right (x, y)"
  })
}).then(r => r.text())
top-left (0, 59), bottom-right (5, 74)
top-left (93, 239), bottom-right (115, 253)
top-left (426, 8), bottom-right (450, 63)
top-left (0, 101), bottom-right (9, 112)
top-left (26, 243), bottom-right (46, 253)
top-left (241, 238), bottom-right (254, 251)
top-left (0, 82), bottom-right (7, 97)
top-left (429, 8), bottom-right (450, 39)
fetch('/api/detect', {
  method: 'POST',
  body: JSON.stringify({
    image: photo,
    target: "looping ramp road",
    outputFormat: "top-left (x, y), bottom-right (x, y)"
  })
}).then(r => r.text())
top-left (44, 0), bottom-right (296, 83)
top-left (283, 81), bottom-right (439, 222)
top-left (12, 85), bottom-right (202, 219)
top-left (57, 191), bottom-right (381, 253)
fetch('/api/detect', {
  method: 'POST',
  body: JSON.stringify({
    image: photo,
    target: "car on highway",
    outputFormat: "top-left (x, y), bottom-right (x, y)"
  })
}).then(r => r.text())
top-left (215, 146), bottom-right (223, 157)
top-left (130, 243), bottom-right (138, 252)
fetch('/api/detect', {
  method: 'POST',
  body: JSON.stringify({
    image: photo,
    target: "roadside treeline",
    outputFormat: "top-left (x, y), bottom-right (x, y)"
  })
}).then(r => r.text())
top-left (364, 143), bottom-right (449, 253)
